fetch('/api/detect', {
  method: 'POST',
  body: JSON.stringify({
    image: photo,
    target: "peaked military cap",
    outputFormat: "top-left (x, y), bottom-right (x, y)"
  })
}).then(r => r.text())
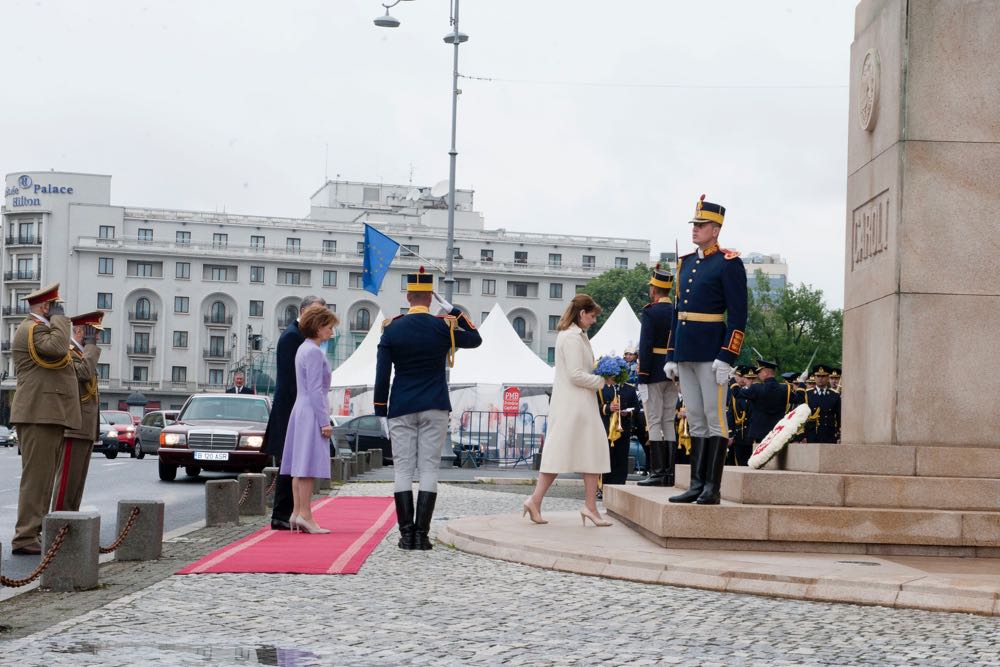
top-left (25, 282), bottom-right (63, 305)
top-left (781, 371), bottom-right (799, 382)
top-left (812, 364), bottom-right (832, 376)
top-left (830, 367), bottom-right (842, 379)
top-left (69, 310), bottom-right (106, 330)
top-left (648, 263), bottom-right (674, 290)
top-left (689, 194), bottom-right (726, 225)
top-left (406, 266), bottom-right (434, 292)
top-left (755, 359), bottom-right (778, 371)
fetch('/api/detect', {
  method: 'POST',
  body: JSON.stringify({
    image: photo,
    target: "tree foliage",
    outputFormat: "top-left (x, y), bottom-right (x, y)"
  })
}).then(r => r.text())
top-left (582, 264), bottom-right (650, 335)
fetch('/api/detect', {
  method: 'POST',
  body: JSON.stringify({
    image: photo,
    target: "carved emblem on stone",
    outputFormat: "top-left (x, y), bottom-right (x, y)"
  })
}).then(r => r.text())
top-left (859, 48), bottom-right (880, 132)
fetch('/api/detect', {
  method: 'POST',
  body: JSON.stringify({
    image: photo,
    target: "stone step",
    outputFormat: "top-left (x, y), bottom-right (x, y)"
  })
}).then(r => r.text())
top-left (778, 443), bottom-right (1000, 478)
top-left (603, 485), bottom-right (1000, 557)
top-left (672, 465), bottom-right (1000, 512)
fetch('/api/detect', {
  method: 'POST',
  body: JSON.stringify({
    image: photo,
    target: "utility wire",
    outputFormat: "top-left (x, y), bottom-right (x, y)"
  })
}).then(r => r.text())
top-left (459, 73), bottom-right (847, 90)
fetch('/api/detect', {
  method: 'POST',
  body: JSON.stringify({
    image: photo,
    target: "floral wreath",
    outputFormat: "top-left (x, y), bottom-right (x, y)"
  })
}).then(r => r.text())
top-left (748, 403), bottom-right (812, 469)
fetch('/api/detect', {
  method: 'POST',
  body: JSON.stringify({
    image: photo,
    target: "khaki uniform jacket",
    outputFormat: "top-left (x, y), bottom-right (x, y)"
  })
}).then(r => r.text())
top-left (64, 342), bottom-right (101, 441)
top-left (10, 314), bottom-right (82, 431)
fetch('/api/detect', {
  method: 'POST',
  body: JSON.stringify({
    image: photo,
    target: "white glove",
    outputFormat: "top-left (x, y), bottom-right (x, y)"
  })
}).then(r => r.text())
top-left (663, 361), bottom-right (678, 381)
top-left (379, 417), bottom-right (390, 439)
top-left (637, 385), bottom-right (649, 402)
top-left (432, 291), bottom-right (454, 314)
top-left (712, 359), bottom-right (733, 386)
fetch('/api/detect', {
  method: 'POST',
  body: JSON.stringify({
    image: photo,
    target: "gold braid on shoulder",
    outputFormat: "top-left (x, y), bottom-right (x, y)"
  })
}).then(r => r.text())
top-left (445, 316), bottom-right (457, 368)
top-left (28, 322), bottom-right (72, 370)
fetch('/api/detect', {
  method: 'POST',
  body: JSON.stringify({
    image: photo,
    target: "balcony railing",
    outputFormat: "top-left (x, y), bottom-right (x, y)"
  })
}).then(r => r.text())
top-left (203, 349), bottom-right (233, 360)
top-left (128, 311), bottom-right (159, 323)
top-left (123, 380), bottom-right (158, 390)
top-left (126, 345), bottom-right (157, 357)
top-left (197, 382), bottom-right (228, 392)
top-left (4, 235), bottom-right (40, 246)
top-left (1, 305), bottom-right (30, 316)
top-left (3, 270), bottom-right (41, 281)
top-left (204, 314), bottom-right (234, 325)
top-left (1, 341), bottom-right (10, 351)
top-left (349, 323), bottom-right (372, 333)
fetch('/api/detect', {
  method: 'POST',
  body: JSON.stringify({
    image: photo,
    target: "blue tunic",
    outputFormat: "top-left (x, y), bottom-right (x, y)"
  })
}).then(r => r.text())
top-left (637, 299), bottom-right (673, 384)
top-left (279, 340), bottom-right (332, 478)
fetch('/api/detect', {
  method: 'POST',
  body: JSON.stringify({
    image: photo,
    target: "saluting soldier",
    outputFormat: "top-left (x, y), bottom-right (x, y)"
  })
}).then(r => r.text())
top-left (803, 364), bottom-right (841, 443)
top-left (727, 365), bottom-right (753, 465)
top-left (666, 196), bottom-right (748, 505)
top-left (374, 267), bottom-right (482, 551)
top-left (732, 360), bottom-right (792, 446)
top-left (636, 265), bottom-right (677, 487)
top-left (52, 311), bottom-right (104, 512)
top-left (10, 284), bottom-right (82, 555)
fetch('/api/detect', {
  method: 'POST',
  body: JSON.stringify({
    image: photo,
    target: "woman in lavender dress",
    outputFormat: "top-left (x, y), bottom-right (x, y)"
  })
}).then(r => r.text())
top-left (280, 304), bottom-right (338, 534)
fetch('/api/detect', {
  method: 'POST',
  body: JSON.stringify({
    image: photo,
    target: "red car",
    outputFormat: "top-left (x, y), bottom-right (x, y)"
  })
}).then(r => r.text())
top-left (101, 410), bottom-right (139, 457)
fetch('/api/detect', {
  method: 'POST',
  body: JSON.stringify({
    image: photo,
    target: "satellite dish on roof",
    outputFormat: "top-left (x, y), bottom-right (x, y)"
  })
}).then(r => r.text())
top-left (430, 180), bottom-right (450, 198)
top-left (405, 188), bottom-right (421, 201)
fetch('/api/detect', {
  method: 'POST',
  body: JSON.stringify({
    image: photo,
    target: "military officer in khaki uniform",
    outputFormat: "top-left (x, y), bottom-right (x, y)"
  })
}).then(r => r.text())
top-left (10, 284), bottom-right (82, 555)
top-left (52, 311), bottom-right (103, 512)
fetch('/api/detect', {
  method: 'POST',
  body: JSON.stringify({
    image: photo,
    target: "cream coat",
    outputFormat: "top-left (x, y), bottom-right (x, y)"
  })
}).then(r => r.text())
top-left (539, 324), bottom-right (610, 474)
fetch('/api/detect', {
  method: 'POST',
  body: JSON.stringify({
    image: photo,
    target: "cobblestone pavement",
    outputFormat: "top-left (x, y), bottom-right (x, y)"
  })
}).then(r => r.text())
top-left (2, 482), bottom-right (999, 666)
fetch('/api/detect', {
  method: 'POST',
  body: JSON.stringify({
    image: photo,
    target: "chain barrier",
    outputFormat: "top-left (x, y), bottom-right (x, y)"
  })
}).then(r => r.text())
top-left (237, 477), bottom-right (254, 507)
top-left (264, 475), bottom-right (277, 497)
top-left (0, 525), bottom-right (70, 588)
top-left (99, 506), bottom-right (141, 554)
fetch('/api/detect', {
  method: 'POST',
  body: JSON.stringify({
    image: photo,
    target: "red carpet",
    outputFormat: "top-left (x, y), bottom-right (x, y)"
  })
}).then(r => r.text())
top-left (177, 496), bottom-right (396, 575)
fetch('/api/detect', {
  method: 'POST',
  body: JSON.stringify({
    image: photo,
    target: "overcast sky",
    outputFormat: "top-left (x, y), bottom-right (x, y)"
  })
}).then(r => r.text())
top-left (3, 0), bottom-right (856, 307)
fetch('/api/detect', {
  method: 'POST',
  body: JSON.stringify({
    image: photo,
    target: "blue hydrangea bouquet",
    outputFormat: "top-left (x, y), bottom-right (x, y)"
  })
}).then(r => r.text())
top-left (594, 355), bottom-right (630, 385)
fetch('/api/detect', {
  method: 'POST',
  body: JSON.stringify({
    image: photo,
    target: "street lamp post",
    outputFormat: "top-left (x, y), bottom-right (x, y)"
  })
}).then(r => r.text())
top-left (374, 0), bottom-right (468, 303)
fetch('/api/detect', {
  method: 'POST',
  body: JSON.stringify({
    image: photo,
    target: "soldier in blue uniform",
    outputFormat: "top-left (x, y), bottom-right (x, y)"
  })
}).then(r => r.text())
top-left (732, 360), bottom-right (792, 445)
top-left (666, 196), bottom-right (748, 505)
top-left (597, 380), bottom-right (639, 487)
top-left (803, 364), bottom-right (841, 443)
top-left (727, 365), bottom-right (754, 465)
top-left (374, 267), bottom-right (482, 550)
top-left (636, 265), bottom-right (677, 487)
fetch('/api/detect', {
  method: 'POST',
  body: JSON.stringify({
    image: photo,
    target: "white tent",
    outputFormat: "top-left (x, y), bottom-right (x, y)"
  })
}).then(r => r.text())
top-left (589, 297), bottom-right (641, 358)
top-left (329, 310), bottom-right (384, 417)
top-left (449, 303), bottom-right (554, 386)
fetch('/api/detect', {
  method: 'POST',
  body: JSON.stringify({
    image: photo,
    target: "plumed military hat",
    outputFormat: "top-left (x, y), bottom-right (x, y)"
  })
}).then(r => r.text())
top-left (69, 310), bottom-right (106, 330)
top-left (406, 266), bottom-right (434, 292)
top-left (689, 194), bottom-right (726, 225)
top-left (25, 282), bottom-right (63, 305)
top-left (648, 263), bottom-right (674, 290)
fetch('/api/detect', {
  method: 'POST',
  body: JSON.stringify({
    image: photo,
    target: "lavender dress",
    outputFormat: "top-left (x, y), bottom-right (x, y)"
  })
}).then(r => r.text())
top-left (279, 340), bottom-right (332, 478)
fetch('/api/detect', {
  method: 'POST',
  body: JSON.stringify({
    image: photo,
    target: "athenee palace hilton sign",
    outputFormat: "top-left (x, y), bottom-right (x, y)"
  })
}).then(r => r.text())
top-left (5, 174), bottom-right (76, 208)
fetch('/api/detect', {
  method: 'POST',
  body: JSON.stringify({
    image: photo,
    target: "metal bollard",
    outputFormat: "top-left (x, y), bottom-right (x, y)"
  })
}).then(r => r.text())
top-left (356, 451), bottom-right (369, 475)
top-left (368, 449), bottom-right (383, 468)
top-left (205, 479), bottom-right (240, 527)
top-left (330, 457), bottom-right (345, 482)
top-left (346, 455), bottom-right (357, 480)
top-left (115, 500), bottom-right (164, 561)
top-left (41, 511), bottom-right (100, 591)
top-left (314, 476), bottom-right (331, 494)
top-left (238, 473), bottom-right (267, 516)
top-left (262, 466), bottom-right (279, 506)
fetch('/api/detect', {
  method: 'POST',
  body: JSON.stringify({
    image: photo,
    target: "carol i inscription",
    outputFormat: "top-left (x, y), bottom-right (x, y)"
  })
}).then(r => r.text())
top-left (852, 190), bottom-right (890, 270)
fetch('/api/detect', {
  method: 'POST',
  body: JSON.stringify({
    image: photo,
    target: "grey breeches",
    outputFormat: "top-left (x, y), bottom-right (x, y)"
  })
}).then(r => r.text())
top-left (643, 380), bottom-right (678, 441)
top-left (678, 362), bottom-right (729, 439)
top-left (389, 409), bottom-right (449, 492)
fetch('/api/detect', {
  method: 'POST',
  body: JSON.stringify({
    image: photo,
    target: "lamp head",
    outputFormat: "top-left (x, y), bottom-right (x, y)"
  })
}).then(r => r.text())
top-left (374, 9), bottom-right (400, 28)
top-left (443, 31), bottom-right (469, 44)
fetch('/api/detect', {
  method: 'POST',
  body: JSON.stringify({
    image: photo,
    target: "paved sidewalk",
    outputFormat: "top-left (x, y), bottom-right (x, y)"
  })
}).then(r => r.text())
top-left (2, 482), bottom-right (999, 666)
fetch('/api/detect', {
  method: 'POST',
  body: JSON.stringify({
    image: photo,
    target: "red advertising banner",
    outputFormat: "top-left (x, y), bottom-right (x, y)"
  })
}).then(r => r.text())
top-left (341, 388), bottom-right (352, 416)
top-left (503, 386), bottom-right (521, 416)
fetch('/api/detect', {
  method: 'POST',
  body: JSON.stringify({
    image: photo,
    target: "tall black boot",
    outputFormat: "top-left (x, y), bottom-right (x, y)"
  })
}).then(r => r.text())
top-left (663, 439), bottom-right (676, 487)
top-left (669, 436), bottom-right (706, 503)
top-left (696, 436), bottom-right (729, 505)
top-left (637, 441), bottom-right (665, 486)
top-left (415, 490), bottom-right (438, 551)
top-left (394, 491), bottom-right (417, 550)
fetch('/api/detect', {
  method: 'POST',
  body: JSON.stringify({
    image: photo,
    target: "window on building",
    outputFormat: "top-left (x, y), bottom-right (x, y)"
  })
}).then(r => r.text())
top-left (96, 363), bottom-right (110, 380)
top-left (506, 281), bottom-right (538, 298)
top-left (134, 297), bottom-right (152, 320)
top-left (323, 270), bottom-right (337, 287)
top-left (481, 249), bottom-right (493, 262)
top-left (549, 283), bottom-right (563, 299)
top-left (354, 308), bottom-right (371, 331)
top-left (576, 284), bottom-right (586, 294)
top-left (286, 238), bottom-right (301, 254)
top-left (137, 228), bottom-right (153, 243)
top-left (349, 272), bottom-right (364, 289)
top-left (453, 247), bottom-right (462, 259)
top-left (133, 332), bottom-right (150, 354)
top-left (212, 233), bottom-right (228, 248)
top-left (210, 301), bottom-right (227, 323)
top-left (548, 253), bottom-right (562, 267)
top-left (481, 312), bottom-right (490, 324)
top-left (363, 186), bottom-right (380, 202)
top-left (132, 366), bottom-right (149, 381)
top-left (322, 239), bottom-right (336, 254)
top-left (99, 225), bottom-right (115, 239)
top-left (173, 331), bottom-right (188, 348)
top-left (176, 230), bottom-right (190, 245)
top-left (548, 315), bottom-right (560, 331)
top-left (176, 262), bottom-right (190, 279)
top-left (171, 366), bottom-right (187, 383)
top-left (282, 304), bottom-right (298, 328)
top-left (547, 347), bottom-right (556, 364)
top-left (280, 270), bottom-right (302, 286)
top-left (97, 292), bottom-right (112, 309)
top-left (209, 335), bottom-right (226, 357)
top-left (208, 368), bottom-right (224, 385)
top-left (400, 275), bottom-right (408, 291)
top-left (174, 296), bottom-right (189, 313)
top-left (582, 255), bottom-right (596, 269)
top-left (250, 266), bottom-right (264, 283)
top-left (16, 258), bottom-right (33, 277)
top-left (514, 251), bottom-right (528, 264)
top-left (401, 244), bottom-right (419, 258)
top-left (249, 300), bottom-right (263, 317)
top-left (250, 235), bottom-right (265, 249)
top-left (356, 241), bottom-right (365, 256)
top-left (134, 262), bottom-right (153, 277)
top-left (97, 328), bottom-right (111, 345)
top-left (615, 257), bottom-right (628, 269)
top-left (482, 279), bottom-right (496, 296)
top-left (98, 257), bottom-right (113, 275)
top-left (208, 265), bottom-right (230, 281)
top-left (437, 277), bottom-right (470, 294)
top-left (512, 317), bottom-right (527, 339)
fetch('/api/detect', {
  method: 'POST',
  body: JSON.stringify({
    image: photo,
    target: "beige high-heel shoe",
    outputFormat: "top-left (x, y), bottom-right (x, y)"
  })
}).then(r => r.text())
top-left (292, 516), bottom-right (331, 534)
top-left (580, 508), bottom-right (612, 527)
top-left (522, 498), bottom-right (548, 524)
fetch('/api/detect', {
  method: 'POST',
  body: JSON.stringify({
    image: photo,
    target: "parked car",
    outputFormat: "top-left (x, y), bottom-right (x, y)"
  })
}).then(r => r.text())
top-left (94, 412), bottom-right (120, 459)
top-left (330, 414), bottom-right (392, 464)
top-left (0, 426), bottom-right (13, 448)
top-left (101, 410), bottom-right (139, 457)
top-left (136, 410), bottom-right (179, 459)
top-left (157, 393), bottom-right (271, 481)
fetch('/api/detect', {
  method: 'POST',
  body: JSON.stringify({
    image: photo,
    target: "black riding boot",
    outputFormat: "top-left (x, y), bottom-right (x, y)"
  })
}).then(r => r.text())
top-left (415, 490), bottom-right (438, 551)
top-left (696, 436), bottom-right (729, 505)
top-left (637, 441), bottom-right (665, 486)
top-left (663, 439), bottom-right (676, 487)
top-left (669, 436), bottom-right (706, 503)
top-left (394, 491), bottom-right (417, 550)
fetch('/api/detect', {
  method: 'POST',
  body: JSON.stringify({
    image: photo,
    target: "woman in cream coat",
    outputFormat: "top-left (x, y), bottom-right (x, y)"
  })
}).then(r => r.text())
top-left (523, 294), bottom-right (614, 526)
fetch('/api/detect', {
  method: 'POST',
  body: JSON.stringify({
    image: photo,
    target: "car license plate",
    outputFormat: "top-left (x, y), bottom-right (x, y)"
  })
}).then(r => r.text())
top-left (193, 452), bottom-right (229, 461)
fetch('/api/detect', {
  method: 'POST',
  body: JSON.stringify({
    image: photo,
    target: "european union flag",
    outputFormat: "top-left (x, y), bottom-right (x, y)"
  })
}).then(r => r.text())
top-left (362, 223), bottom-right (400, 295)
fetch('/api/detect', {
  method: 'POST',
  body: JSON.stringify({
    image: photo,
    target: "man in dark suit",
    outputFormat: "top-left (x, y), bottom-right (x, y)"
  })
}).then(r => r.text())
top-left (598, 381), bottom-right (639, 488)
top-left (264, 295), bottom-right (325, 530)
top-left (226, 372), bottom-right (256, 394)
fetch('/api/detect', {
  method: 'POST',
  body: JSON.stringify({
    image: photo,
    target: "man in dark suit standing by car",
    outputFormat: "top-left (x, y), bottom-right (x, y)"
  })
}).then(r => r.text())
top-left (264, 295), bottom-right (325, 530)
top-left (226, 372), bottom-right (256, 395)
